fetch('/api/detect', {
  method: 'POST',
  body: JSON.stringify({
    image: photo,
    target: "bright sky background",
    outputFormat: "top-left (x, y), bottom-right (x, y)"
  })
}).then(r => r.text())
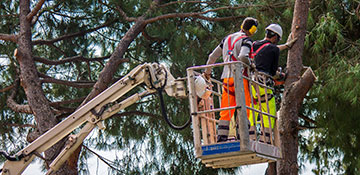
top-left (10, 150), bottom-right (314, 175)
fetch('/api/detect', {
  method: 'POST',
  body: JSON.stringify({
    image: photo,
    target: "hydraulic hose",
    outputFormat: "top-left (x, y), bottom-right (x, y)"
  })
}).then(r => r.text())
top-left (0, 151), bottom-right (24, 161)
top-left (157, 89), bottom-right (191, 130)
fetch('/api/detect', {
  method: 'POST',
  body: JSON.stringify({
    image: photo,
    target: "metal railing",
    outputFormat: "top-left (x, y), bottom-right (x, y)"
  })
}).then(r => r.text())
top-left (187, 61), bottom-right (280, 157)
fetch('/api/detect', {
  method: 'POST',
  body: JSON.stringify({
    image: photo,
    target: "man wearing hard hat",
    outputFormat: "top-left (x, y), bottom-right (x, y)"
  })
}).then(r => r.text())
top-left (249, 23), bottom-right (296, 143)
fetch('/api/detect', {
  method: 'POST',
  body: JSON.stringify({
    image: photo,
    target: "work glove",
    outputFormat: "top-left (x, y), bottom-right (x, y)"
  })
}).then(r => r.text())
top-left (202, 72), bottom-right (211, 80)
top-left (285, 33), bottom-right (298, 49)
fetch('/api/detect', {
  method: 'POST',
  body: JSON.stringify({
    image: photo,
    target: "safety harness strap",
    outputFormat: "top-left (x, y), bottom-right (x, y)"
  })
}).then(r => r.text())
top-left (227, 35), bottom-right (248, 61)
top-left (250, 42), bottom-right (271, 59)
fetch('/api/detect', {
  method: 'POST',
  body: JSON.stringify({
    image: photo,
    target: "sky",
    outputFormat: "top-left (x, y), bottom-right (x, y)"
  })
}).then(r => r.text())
top-left (14, 151), bottom-right (314, 175)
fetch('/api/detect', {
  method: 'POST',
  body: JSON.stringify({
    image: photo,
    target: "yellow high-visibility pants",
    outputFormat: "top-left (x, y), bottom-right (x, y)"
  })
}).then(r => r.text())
top-left (248, 85), bottom-right (276, 129)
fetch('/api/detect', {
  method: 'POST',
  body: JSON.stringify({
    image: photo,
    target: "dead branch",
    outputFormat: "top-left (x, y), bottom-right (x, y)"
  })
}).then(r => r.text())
top-left (0, 84), bottom-right (15, 93)
top-left (6, 79), bottom-right (33, 114)
top-left (115, 5), bottom-right (137, 22)
top-left (356, 3), bottom-right (360, 20)
top-left (291, 67), bottom-right (317, 109)
top-left (297, 125), bottom-right (317, 130)
top-left (142, 30), bottom-right (164, 42)
top-left (27, 0), bottom-right (46, 21)
top-left (38, 73), bottom-right (95, 88)
top-left (159, 1), bottom-right (221, 8)
top-left (33, 55), bottom-right (113, 65)
top-left (32, 20), bottom-right (116, 45)
top-left (50, 97), bottom-right (86, 108)
top-left (298, 114), bottom-right (317, 125)
top-left (3, 122), bottom-right (36, 128)
top-left (0, 33), bottom-right (18, 43)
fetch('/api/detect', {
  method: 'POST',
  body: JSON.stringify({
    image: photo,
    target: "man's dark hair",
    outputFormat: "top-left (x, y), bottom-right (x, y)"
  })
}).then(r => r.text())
top-left (241, 17), bottom-right (258, 30)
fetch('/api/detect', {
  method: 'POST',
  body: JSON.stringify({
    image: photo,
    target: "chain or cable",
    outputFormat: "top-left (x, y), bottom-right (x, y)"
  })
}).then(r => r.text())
top-left (149, 66), bottom-right (191, 130)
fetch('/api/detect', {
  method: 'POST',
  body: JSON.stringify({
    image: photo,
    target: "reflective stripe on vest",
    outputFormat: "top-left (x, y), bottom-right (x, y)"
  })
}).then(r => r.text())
top-left (250, 42), bottom-right (271, 60)
top-left (227, 35), bottom-right (248, 61)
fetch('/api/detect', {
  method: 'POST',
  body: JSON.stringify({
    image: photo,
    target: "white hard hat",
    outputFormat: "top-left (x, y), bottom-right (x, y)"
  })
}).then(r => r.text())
top-left (265, 24), bottom-right (283, 39)
top-left (194, 76), bottom-right (211, 99)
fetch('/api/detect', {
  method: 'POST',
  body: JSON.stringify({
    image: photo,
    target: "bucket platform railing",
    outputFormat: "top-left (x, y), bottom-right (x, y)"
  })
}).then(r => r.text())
top-left (187, 61), bottom-right (281, 168)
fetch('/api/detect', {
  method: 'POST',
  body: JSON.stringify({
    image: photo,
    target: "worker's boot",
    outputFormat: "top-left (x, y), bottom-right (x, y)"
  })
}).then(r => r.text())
top-left (217, 120), bottom-right (230, 142)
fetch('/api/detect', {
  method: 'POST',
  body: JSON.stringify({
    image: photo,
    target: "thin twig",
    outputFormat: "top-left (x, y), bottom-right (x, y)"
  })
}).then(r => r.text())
top-left (32, 20), bottom-right (116, 45)
top-left (34, 55), bottom-right (112, 65)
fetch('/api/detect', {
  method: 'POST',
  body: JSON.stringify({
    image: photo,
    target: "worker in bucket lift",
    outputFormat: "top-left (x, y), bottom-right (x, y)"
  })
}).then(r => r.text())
top-left (249, 23), bottom-right (296, 143)
top-left (203, 17), bottom-right (258, 142)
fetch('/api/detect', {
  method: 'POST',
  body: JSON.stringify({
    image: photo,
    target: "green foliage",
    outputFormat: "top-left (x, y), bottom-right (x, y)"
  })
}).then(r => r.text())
top-left (298, 0), bottom-right (360, 174)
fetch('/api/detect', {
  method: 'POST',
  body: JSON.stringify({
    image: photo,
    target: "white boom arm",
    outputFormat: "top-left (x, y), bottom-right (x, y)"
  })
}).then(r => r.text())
top-left (1, 63), bottom-right (186, 175)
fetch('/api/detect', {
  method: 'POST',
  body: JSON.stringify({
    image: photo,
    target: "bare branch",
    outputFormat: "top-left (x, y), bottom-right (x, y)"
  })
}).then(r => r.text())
top-left (33, 55), bottom-right (113, 65)
top-left (0, 33), bottom-right (18, 43)
top-left (50, 97), bottom-right (86, 108)
top-left (32, 20), bottom-right (116, 45)
top-left (356, 3), bottom-right (360, 20)
top-left (38, 73), bottom-right (95, 88)
top-left (298, 114), bottom-right (317, 125)
top-left (3, 122), bottom-right (36, 128)
top-left (291, 67), bottom-right (317, 108)
top-left (114, 5), bottom-right (137, 22)
top-left (27, 0), bottom-right (46, 21)
top-left (297, 125), bottom-right (317, 130)
top-left (6, 79), bottom-right (33, 114)
top-left (144, 4), bottom-right (266, 24)
top-left (0, 84), bottom-right (15, 93)
top-left (159, 1), bottom-right (221, 8)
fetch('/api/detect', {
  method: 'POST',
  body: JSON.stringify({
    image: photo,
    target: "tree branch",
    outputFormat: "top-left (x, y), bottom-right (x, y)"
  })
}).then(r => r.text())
top-left (291, 67), bottom-right (317, 109)
top-left (38, 73), bottom-right (95, 88)
top-left (27, 0), bottom-right (45, 21)
top-left (114, 5), bottom-right (137, 22)
top-left (3, 122), bottom-right (36, 128)
top-left (32, 20), bottom-right (116, 45)
top-left (298, 114), bottom-right (317, 125)
top-left (0, 84), bottom-right (15, 93)
top-left (6, 79), bottom-right (33, 114)
top-left (0, 33), bottom-right (18, 43)
top-left (297, 125), bottom-right (317, 130)
top-left (50, 97), bottom-right (86, 108)
top-left (159, 1), bottom-right (221, 8)
top-left (356, 3), bottom-right (360, 20)
top-left (33, 55), bottom-right (114, 65)
top-left (144, 7), bottom-right (246, 24)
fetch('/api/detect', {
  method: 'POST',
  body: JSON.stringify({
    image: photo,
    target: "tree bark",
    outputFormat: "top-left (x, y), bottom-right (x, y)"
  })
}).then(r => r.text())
top-left (18, 0), bottom-right (76, 174)
top-left (277, 0), bottom-right (311, 174)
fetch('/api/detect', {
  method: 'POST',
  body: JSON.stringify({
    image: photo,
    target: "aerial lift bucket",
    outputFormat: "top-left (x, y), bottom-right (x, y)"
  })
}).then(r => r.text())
top-left (187, 61), bottom-right (281, 168)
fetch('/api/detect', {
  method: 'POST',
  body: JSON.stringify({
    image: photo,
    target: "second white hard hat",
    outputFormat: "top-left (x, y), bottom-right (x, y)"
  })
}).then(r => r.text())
top-left (265, 24), bottom-right (283, 39)
top-left (194, 76), bottom-right (211, 99)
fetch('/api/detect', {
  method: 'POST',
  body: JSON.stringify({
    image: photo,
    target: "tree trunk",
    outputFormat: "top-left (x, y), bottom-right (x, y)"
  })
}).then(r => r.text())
top-left (277, 0), bottom-right (311, 174)
top-left (18, 0), bottom-right (76, 174)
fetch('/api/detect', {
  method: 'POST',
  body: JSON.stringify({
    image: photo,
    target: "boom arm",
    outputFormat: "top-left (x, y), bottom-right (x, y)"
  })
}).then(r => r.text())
top-left (1, 63), bottom-right (187, 175)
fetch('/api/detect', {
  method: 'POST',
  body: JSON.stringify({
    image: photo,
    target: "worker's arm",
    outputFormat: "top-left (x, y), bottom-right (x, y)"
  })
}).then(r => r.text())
top-left (237, 38), bottom-right (252, 65)
top-left (278, 34), bottom-right (298, 51)
top-left (204, 44), bottom-right (222, 78)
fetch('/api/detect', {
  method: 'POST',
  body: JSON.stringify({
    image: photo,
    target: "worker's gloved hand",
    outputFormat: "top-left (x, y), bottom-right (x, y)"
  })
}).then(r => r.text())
top-left (285, 32), bottom-right (298, 49)
top-left (202, 72), bottom-right (211, 80)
